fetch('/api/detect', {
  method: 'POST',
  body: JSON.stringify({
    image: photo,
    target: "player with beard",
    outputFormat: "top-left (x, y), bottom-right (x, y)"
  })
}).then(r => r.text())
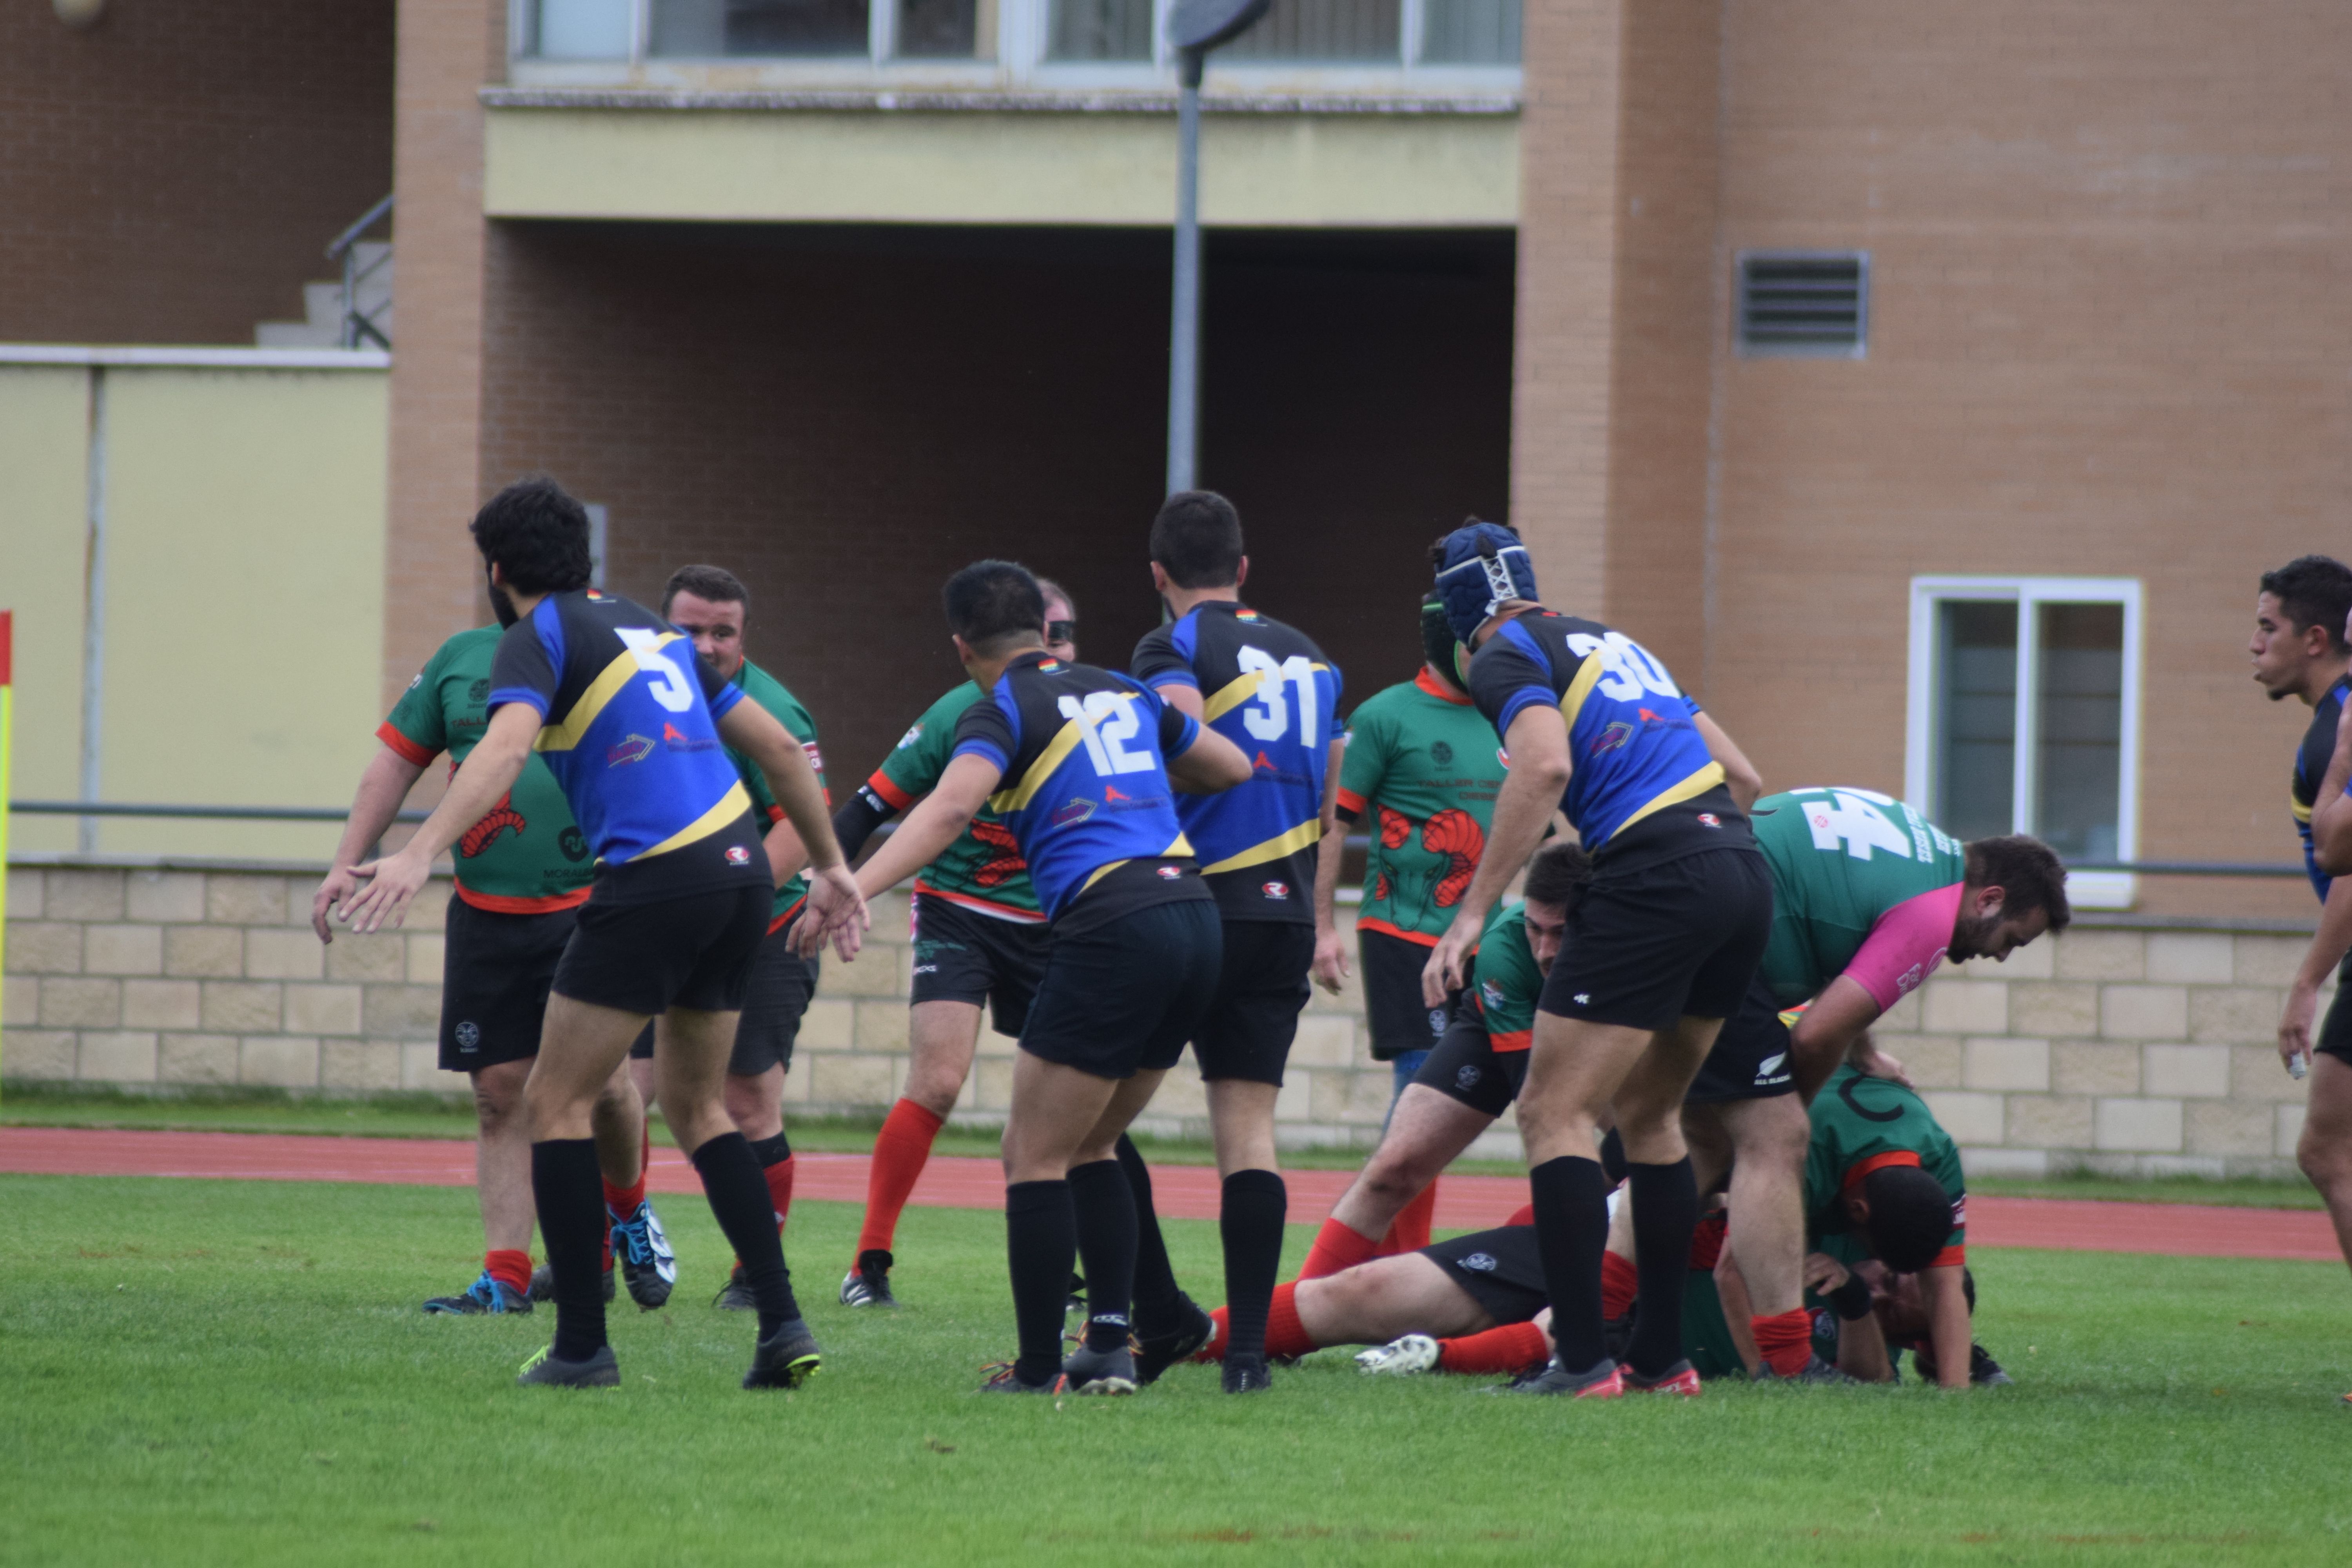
top-left (828, 583), bottom-right (1079, 1308)
top-left (337, 478), bottom-right (867, 1390)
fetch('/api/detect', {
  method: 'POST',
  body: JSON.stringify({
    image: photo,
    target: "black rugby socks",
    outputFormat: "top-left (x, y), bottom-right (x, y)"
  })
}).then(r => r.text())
top-left (1530, 1154), bottom-right (1611, 1374)
top-left (1625, 1157), bottom-right (1699, 1379)
top-left (1117, 1134), bottom-right (1184, 1335)
top-left (1069, 1159), bottom-right (1139, 1353)
top-left (1005, 1180), bottom-right (1078, 1385)
top-left (1218, 1169), bottom-right (1288, 1365)
top-left (693, 1132), bottom-right (802, 1338)
top-left (532, 1138), bottom-right (609, 1363)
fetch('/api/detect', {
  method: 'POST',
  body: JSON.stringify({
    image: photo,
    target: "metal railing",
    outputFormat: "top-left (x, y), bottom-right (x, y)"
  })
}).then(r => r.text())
top-left (327, 194), bottom-right (394, 350)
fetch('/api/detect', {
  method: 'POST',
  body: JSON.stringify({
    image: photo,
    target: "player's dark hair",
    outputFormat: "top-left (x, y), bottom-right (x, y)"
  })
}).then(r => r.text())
top-left (1860, 1165), bottom-right (1954, 1274)
top-left (1963, 835), bottom-right (2073, 933)
top-left (1522, 840), bottom-right (1592, 913)
top-left (1150, 491), bottom-right (1245, 589)
top-left (2260, 555), bottom-right (2352, 651)
top-left (943, 560), bottom-right (1047, 657)
top-left (470, 477), bottom-right (593, 595)
top-left (1034, 577), bottom-right (1077, 619)
top-left (662, 564), bottom-right (748, 618)
top-left (1425, 517), bottom-right (1517, 571)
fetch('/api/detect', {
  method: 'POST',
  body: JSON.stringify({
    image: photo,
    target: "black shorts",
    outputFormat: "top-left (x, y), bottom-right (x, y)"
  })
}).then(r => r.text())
top-left (1021, 898), bottom-right (1224, 1080)
top-left (1414, 1014), bottom-right (1528, 1119)
top-left (1539, 846), bottom-right (1773, 1032)
top-left (1422, 1224), bottom-right (1546, 1327)
top-left (552, 880), bottom-right (772, 1018)
top-left (1193, 920), bottom-right (1317, 1086)
top-left (626, 922), bottom-right (818, 1074)
top-left (438, 897), bottom-right (574, 1073)
top-left (910, 893), bottom-right (1051, 1038)
top-left (1359, 927), bottom-right (1456, 1062)
top-left (1684, 974), bottom-right (1799, 1104)
top-left (2321, 951), bottom-right (2352, 1067)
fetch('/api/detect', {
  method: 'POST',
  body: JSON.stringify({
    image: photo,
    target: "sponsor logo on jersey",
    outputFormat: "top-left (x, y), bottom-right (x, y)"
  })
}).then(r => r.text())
top-left (1895, 962), bottom-right (1927, 996)
top-left (661, 721), bottom-right (720, 753)
top-left (1429, 740), bottom-right (1454, 766)
top-left (803, 742), bottom-right (824, 770)
top-left (468, 678), bottom-right (490, 703)
top-left (895, 723), bottom-right (925, 750)
top-left (406, 673), bottom-right (422, 690)
top-left (1755, 1051), bottom-right (1790, 1086)
top-left (1261, 880), bottom-right (1290, 900)
top-left (725, 845), bottom-right (753, 866)
top-left (1591, 722), bottom-right (1635, 756)
top-left (454, 1021), bottom-right (481, 1051)
top-left (607, 733), bottom-right (655, 766)
top-left (1461, 1252), bottom-right (1497, 1272)
top-left (1156, 865), bottom-right (1183, 879)
top-left (558, 828), bottom-right (590, 862)
top-left (1697, 813), bottom-right (1720, 828)
top-left (1482, 980), bottom-right (1506, 1011)
top-left (1051, 797), bottom-right (1098, 826)
top-left (1456, 1064), bottom-right (1483, 1090)
top-left (1427, 1008), bottom-right (1447, 1035)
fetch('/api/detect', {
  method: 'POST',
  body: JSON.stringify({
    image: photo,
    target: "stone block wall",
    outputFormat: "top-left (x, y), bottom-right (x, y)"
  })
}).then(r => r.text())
top-left (2, 859), bottom-right (2321, 1176)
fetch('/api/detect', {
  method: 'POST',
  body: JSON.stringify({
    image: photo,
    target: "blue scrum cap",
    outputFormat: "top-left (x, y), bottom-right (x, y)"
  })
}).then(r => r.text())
top-left (1431, 520), bottom-right (1537, 643)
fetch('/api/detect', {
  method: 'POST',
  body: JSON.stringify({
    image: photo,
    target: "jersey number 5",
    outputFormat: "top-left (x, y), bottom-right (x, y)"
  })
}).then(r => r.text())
top-left (1058, 692), bottom-right (1156, 776)
top-left (615, 628), bottom-right (697, 714)
top-left (1238, 647), bottom-right (1321, 744)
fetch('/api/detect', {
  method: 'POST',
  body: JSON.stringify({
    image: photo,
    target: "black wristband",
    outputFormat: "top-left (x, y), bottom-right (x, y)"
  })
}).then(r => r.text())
top-left (831, 789), bottom-right (892, 862)
top-left (1827, 1274), bottom-right (1873, 1322)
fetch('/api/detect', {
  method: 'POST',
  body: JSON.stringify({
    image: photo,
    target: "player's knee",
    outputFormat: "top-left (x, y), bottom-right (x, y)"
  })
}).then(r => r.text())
top-left (2297, 1126), bottom-right (2352, 1191)
top-left (903, 1062), bottom-right (965, 1119)
top-left (1359, 1152), bottom-right (1428, 1207)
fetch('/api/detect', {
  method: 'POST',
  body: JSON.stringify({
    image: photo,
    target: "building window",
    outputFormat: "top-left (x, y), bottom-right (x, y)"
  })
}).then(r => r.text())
top-left (1905, 578), bottom-right (2141, 909)
top-left (1418, 0), bottom-right (1519, 63)
top-left (1047, 0), bottom-right (1151, 60)
top-left (1737, 252), bottom-right (1868, 359)
top-left (1223, 0), bottom-right (1401, 61)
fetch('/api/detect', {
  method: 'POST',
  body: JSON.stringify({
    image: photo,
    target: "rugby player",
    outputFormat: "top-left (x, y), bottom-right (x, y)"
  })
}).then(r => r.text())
top-left (1310, 594), bottom-right (1508, 1257)
top-left (1295, 842), bottom-right (1587, 1281)
top-left (831, 561), bottom-right (1250, 1394)
top-left (313, 613), bottom-right (668, 1316)
top-left (828, 583), bottom-right (1079, 1308)
top-left (337, 478), bottom-right (867, 1390)
top-left (626, 565), bottom-right (829, 1311)
top-left (1423, 519), bottom-right (1769, 1399)
top-left (2251, 557), bottom-right (2352, 1337)
top-left (1127, 491), bottom-right (1345, 1393)
top-left (1651, 788), bottom-right (2065, 1379)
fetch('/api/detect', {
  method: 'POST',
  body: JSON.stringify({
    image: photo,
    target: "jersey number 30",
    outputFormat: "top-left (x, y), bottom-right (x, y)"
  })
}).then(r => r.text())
top-left (615, 628), bottom-right (698, 714)
top-left (1059, 692), bottom-right (1156, 776)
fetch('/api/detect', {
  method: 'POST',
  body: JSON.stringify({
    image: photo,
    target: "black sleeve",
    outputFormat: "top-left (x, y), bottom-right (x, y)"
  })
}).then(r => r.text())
top-left (832, 788), bottom-right (893, 861)
top-left (949, 692), bottom-right (1018, 772)
top-left (1465, 630), bottom-right (1559, 738)
top-left (486, 617), bottom-right (561, 719)
top-left (1155, 695), bottom-right (1198, 757)
top-left (1129, 625), bottom-right (1194, 689)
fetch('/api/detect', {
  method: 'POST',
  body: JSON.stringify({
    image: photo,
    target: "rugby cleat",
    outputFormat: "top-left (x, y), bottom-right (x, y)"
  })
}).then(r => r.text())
top-left (515, 1343), bottom-right (620, 1388)
top-left (1222, 1353), bottom-right (1274, 1394)
top-left (1492, 1356), bottom-right (1623, 1398)
top-left (1622, 1359), bottom-right (1703, 1397)
top-left (840, 1250), bottom-right (898, 1308)
top-left (526, 1263), bottom-right (615, 1306)
top-left (1355, 1334), bottom-right (1442, 1377)
top-left (423, 1270), bottom-right (532, 1316)
top-left (609, 1200), bottom-right (677, 1310)
top-left (1060, 1342), bottom-right (1140, 1396)
top-left (1132, 1292), bottom-right (1216, 1385)
top-left (979, 1361), bottom-right (1066, 1395)
top-left (742, 1318), bottom-right (824, 1390)
top-left (1969, 1345), bottom-right (2014, 1387)
top-left (1755, 1355), bottom-right (1857, 1385)
top-left (712, 1266), bottom-right (758, 1312)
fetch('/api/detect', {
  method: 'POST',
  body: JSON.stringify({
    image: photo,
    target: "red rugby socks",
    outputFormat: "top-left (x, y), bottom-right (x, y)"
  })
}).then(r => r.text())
top-left (1601, 1249), bottom-right (1640, 1320)
top-left (856, 1099), bottom-right (945, 1260)
top-left (485, 1248), bottom-right (534, 1299)
top-left (1376, 1180), bottom-right (1439, 1256)
top-left (1299, 1217), bottom-right (1380, 1280)
top-left (602, 1125), bottom-right (650, 1218)
top-left (1198, 1282), bottom-right (1317, 1362)
top-left (1437, 1321), bottom-right (1550, 1375)
top-left (1751, 1308), bottom-right (1815, 1378)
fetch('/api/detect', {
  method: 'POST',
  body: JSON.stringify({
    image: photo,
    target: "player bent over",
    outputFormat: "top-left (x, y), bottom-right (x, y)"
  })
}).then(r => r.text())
top-left (631, 565), bottom-right (830, 1310)
top-left (836, 561), bottom-right (1249, 1394)
top-left (827, 584), bottom-right (1079, 1308)
top-left (341, 479), bottom-right (867, 1390)
top-left (314, 618), bottom-right (666, 1316)
top-left (1423, 520), bottom-right (1768, 1399)
top-left (1308, 594), bottom-right (1509, 1259)
top-left (1126, 492), bottom-right (1345, 1393)
top-left (1298, 842), bottom-right (1586, 1278)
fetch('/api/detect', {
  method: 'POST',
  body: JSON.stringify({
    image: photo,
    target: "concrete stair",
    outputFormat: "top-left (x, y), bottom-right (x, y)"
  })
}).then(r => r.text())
top-left (255, 242), bottom-right (392, 348)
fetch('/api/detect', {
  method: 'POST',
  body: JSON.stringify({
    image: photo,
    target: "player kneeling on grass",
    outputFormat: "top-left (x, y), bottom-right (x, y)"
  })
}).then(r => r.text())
top-left (339, 479), bottom-right (869, 1391)
top-left (826, 561), bottom-right (1250, 1395)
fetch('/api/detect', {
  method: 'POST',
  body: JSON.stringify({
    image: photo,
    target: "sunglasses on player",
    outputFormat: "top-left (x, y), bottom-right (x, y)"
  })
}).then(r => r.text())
top-left (1045, 619), bottom-right (1078, 643)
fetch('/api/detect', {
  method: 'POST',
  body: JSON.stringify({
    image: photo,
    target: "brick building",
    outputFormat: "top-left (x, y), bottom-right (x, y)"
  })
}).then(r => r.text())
top-left (7, 0), bottom-right (2350, 1171)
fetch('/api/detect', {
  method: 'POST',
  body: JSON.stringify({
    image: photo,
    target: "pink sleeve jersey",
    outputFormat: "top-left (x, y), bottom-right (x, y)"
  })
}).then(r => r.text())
top-left (1838, 882), bottom-right (1965, 1011)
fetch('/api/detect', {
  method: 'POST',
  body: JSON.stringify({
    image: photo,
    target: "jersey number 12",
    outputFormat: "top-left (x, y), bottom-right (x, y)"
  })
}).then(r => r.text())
top-left (1059, 692), bottom-right (1156, 776)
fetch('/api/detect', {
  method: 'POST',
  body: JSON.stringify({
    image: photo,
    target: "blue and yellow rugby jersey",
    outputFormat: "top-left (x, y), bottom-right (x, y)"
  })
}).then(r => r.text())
top-left (1466, 609), bottom-right (1751, 867)
top-left (948, 650), bottom-right (1214, 935)
top-left (486, 589), bottom-right (767, 900)
top-left (1131, 601), bottom-right (1343, 923)
top-left (2290, 674), bottom-right (2350, 902)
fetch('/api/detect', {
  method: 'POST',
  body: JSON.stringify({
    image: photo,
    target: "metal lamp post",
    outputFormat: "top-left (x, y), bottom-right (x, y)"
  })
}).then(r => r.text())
top-left (1163, 0), bottom-right (1271, 495)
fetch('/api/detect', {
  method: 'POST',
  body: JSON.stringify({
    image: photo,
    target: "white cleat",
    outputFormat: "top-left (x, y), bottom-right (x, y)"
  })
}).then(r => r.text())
top-left (1356, 1333), bottom-right (1441, 1377)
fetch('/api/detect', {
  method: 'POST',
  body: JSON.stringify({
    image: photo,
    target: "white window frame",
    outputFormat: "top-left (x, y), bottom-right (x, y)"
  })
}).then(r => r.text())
top-left (1903, 575), bottom-right (2143, 911)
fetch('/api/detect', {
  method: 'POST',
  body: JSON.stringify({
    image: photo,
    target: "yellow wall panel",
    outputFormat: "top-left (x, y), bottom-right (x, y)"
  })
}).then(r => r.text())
top-left (0, 368), bottom-right (92, 854)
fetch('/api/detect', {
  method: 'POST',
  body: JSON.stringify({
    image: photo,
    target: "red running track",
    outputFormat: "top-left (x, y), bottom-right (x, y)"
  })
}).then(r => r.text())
top-left (1, 1125), bottom-right (2342, 1262)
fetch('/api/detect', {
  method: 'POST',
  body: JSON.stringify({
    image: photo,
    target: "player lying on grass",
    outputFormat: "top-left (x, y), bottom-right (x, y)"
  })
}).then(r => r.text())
top-left (339, 478), bottom-right (869, 1392)
top-left (1795, 1256), bottom-right (2010, 1386)
top-left (823, 561), bottom-right (1251, 1394)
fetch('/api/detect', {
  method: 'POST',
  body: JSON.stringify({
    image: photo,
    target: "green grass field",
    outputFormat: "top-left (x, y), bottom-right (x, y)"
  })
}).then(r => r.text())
top-left (5, 1174), bottom-right (2352, 1565)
